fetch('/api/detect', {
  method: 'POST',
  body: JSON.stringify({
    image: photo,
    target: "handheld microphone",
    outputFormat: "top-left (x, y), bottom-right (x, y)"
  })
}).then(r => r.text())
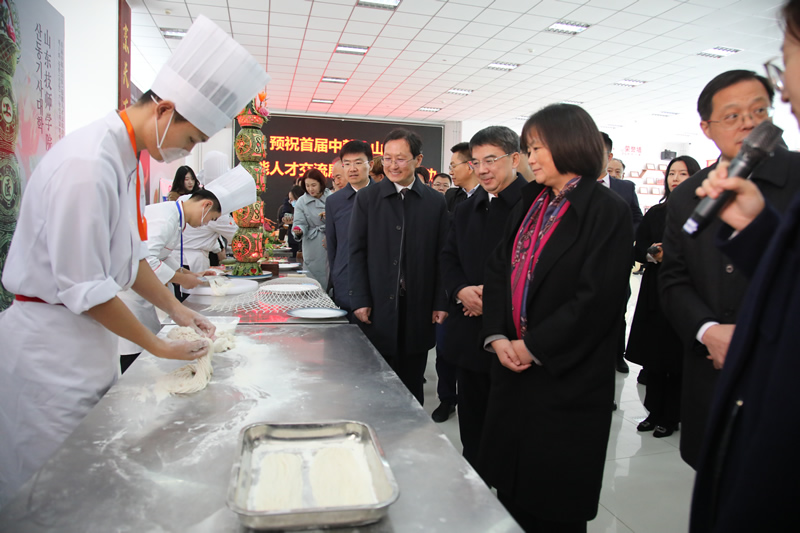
top-left (682, 121), bottom-right (783, 236)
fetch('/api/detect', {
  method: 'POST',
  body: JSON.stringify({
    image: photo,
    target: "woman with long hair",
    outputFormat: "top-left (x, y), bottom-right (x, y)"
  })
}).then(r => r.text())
top-left (626, 156), bottom-right (701, 438)
top-left (167, 165), bottom-right (201, 201)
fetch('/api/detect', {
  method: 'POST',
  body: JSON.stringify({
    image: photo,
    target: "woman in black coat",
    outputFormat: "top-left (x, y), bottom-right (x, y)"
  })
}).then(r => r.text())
top-left (626, 156), bottom-right (701, 437)
top-left (480, 104), bottom-right (633, 532)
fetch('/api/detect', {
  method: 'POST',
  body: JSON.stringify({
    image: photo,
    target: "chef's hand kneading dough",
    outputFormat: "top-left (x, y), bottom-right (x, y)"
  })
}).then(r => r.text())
top-left (160, 327), bottom-right (235, 394)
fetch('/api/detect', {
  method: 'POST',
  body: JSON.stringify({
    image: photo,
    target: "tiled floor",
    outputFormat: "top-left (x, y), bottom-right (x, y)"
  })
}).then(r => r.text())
top-left (421, 273), bottom-right (696, 533)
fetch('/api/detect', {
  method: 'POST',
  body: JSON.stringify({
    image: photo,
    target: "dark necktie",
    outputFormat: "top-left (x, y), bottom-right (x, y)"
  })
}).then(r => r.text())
top-left (399, 187), bottom-right (409, 294)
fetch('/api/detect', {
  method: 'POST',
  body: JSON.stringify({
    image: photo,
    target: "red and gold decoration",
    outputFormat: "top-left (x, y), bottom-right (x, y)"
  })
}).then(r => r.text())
top-left (230, 91), bottom-right (271, 276)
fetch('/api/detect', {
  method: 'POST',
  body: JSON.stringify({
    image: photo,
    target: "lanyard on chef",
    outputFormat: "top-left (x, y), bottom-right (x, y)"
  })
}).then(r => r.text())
top-left (118, 109), bottom-right (148, 241)
top-left (176, 201), bottom-right (184, 268)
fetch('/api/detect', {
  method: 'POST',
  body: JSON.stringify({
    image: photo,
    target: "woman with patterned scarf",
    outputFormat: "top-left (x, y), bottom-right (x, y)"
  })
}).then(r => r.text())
top-left (479, 104), bottom-right (634, 533)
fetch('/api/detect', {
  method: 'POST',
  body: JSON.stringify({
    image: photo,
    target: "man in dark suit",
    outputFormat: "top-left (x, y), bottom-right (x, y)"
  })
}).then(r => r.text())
top-left (349, 129), bottom-right (449, 404)
top-left (444, 142), bottom-right (480, 213)
top-left (660, 69), bottom-right (800, 469)
top-left (599, 132), bottom-right (643, 374)
top-left (689, 153), bottom-right (800, 532)
top-left (431, 142), bottom-right (481, 423)
top-left (325, 140), bottom-right (372, 318)
top-left (440, 125), bottom-right (526, 470)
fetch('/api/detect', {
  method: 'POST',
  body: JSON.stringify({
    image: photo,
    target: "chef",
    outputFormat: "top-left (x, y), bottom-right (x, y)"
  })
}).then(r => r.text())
top-left (172, 151), bottom-right (239, 275)
top-left (118, 165), bottom-right (255, 372)
top-left (0, 15), bottom-right (269, 507)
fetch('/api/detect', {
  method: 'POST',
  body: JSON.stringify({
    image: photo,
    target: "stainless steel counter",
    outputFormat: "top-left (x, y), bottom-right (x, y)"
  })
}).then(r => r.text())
top-left (0, 324), bottom-right (520, 532)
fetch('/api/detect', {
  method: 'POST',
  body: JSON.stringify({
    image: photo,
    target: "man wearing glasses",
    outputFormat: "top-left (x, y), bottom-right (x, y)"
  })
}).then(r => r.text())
top-left (325, 140), bottom-right (373, 319)
top-left (660, 69), bottom-right (800, 469)
top-left (349, 129), bottom-right (449, 404)
top-left (445, 142), bottom-right (480, 214)
top-left (440, 126), bottom-right (527, 469)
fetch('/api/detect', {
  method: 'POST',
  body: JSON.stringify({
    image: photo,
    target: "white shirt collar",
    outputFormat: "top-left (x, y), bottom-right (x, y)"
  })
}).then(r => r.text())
top-left (598, 174), bottom-right (610, 188)
top-left (465, 183), bottom-right (480, 197)
top-left (393, 179), bottom-right (414, 194)
top-left (488, 193), bottom-right (497, 202)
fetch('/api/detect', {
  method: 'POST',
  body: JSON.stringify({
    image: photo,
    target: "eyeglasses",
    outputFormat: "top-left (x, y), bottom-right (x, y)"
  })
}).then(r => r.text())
top-left (470, 153), bottom-right (511, 169)
top-left (764, 57), bottom-right (784, 92)
top-left (381, 157), bottom-right (413, 167)
top-left (705, 106), bottom-right (773, 130)
top-left (448, 160), bottom-right (471, 171)
top-left (341, 160), bottom-right (368, 169)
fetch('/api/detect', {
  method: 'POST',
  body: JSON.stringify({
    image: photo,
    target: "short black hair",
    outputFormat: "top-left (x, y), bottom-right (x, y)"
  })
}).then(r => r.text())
top-left (137, 90), bottom-right (188, 123)
top-left (450, 142), bottom-right (471, 161)
top-left (783, 0), bottom-right (800, 43)
top-left (339, 140), bottom-right (373, 161)
top-left (415, 167), bottom-right (429, 182)
top-left (521, 104), bottom-right (605, 181)
top-left (188, 188), bottom-right (221, 213)
top-left (384, 128), bottom-right (422, 158)
top-left (697, 70), bottom-right (775, 121)
top-left (469, 126), bottom-right (520, 155)
top-left (612, 158), bottom-right (626, 171)
top-left (600, 132), bottom-right (612, 154)
top-left (433, 173), bottom-right (452, 185)
top-left (289, 185), bottom-right (304, 201)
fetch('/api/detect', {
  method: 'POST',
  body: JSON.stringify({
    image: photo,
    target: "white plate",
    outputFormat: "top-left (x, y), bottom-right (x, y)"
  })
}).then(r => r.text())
top-left (227, 273), bottom-right (273, 281)
top-left (185, 279), bottom-right (258, 296)
top-left (259, 283), bottom-right (317, 294)
top-left (278, 263), bottom-right (301, 270)
top-left (287, 308), bottom-right (348, 319)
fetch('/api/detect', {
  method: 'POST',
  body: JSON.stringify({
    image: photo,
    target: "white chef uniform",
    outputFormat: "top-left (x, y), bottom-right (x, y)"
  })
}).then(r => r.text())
top-left (0, 111), bottom-right (146, 507)
top-left (169, 151), bottom-right (238, 273)
top-left (0, 14), bottom-right (269, 508)
top-left (118, 166), bottom-right (255, 355)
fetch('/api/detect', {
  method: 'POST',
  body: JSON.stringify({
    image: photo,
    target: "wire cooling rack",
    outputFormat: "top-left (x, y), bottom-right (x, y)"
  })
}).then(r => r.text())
top-left (203, 276), bottom-right (339, 314)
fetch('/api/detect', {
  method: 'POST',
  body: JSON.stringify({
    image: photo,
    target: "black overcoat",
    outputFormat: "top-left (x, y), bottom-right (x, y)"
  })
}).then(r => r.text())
top-left (691, 193), bottom-right (800, 532)
top-left (348, 177), bottom-right (448, 357)
top-left (440, 176), bottom-right (525, 372)
top-left (659, 147), bottom-right (800, 468)
top-left (479, 176), bottom-right (632, 521)
top-left (625, 203), bottom-right (682, 372)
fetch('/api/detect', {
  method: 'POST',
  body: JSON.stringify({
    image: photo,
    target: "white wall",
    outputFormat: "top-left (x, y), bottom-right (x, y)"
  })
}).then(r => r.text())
top-left (47, 0), bottom-right (118, 135)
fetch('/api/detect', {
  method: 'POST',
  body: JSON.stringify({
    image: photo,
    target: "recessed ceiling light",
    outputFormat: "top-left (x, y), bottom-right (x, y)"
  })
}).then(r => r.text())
top-left (357, 0), bottom-right (401, 9)
top-left (515, 115), bottom-right (529, 120)
top-left (322, 76), bottom-right (348, 84)
top-left (561, 100), bottom-right (584, 105)
top-left (335, 44), bottom-right (369, 55)
top-left (652, 113), bottom-right (671, 117)
top-left (160, 27), bottom-right (187, 39)
top-left (312, 99), bottom-right (334, 104)
top-left (659, 111), bottom-right (679, 115)
top-left (698, 46), bottom-right (742, 59)
top-left (446, 88), bottom-right (473, 95)
top-left (487, 62), bottom-right (518, 71)
top-left (546, 21), bottom-right (590, 35)
top-left (603, 124), bottom-right (623, 129)
top-left (419, 107), bottom-right (441, 112)
top-left (614, 79), bottom-right (646, 87)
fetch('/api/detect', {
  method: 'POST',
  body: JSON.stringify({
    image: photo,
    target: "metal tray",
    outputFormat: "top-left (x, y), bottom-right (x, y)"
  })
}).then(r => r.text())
top-left (227, 421), bottom-right (400, 530)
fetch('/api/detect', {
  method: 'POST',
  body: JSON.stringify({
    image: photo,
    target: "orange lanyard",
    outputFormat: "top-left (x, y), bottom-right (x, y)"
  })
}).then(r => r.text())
top-left (118, 109), bottom-right (148, 241)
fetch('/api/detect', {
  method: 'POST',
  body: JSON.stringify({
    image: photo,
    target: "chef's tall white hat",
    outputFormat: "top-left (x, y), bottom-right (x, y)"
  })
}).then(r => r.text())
top-left (150, 15), bottom-right (270, 137)
top-left (201, 151), bottom-right (230, 185)
top-left (205, 165), bottom-right (256, 214)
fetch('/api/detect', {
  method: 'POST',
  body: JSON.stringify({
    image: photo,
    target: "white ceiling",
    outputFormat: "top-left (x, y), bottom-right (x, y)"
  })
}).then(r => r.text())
top-left (126, 0), bottom-right (786, 136)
